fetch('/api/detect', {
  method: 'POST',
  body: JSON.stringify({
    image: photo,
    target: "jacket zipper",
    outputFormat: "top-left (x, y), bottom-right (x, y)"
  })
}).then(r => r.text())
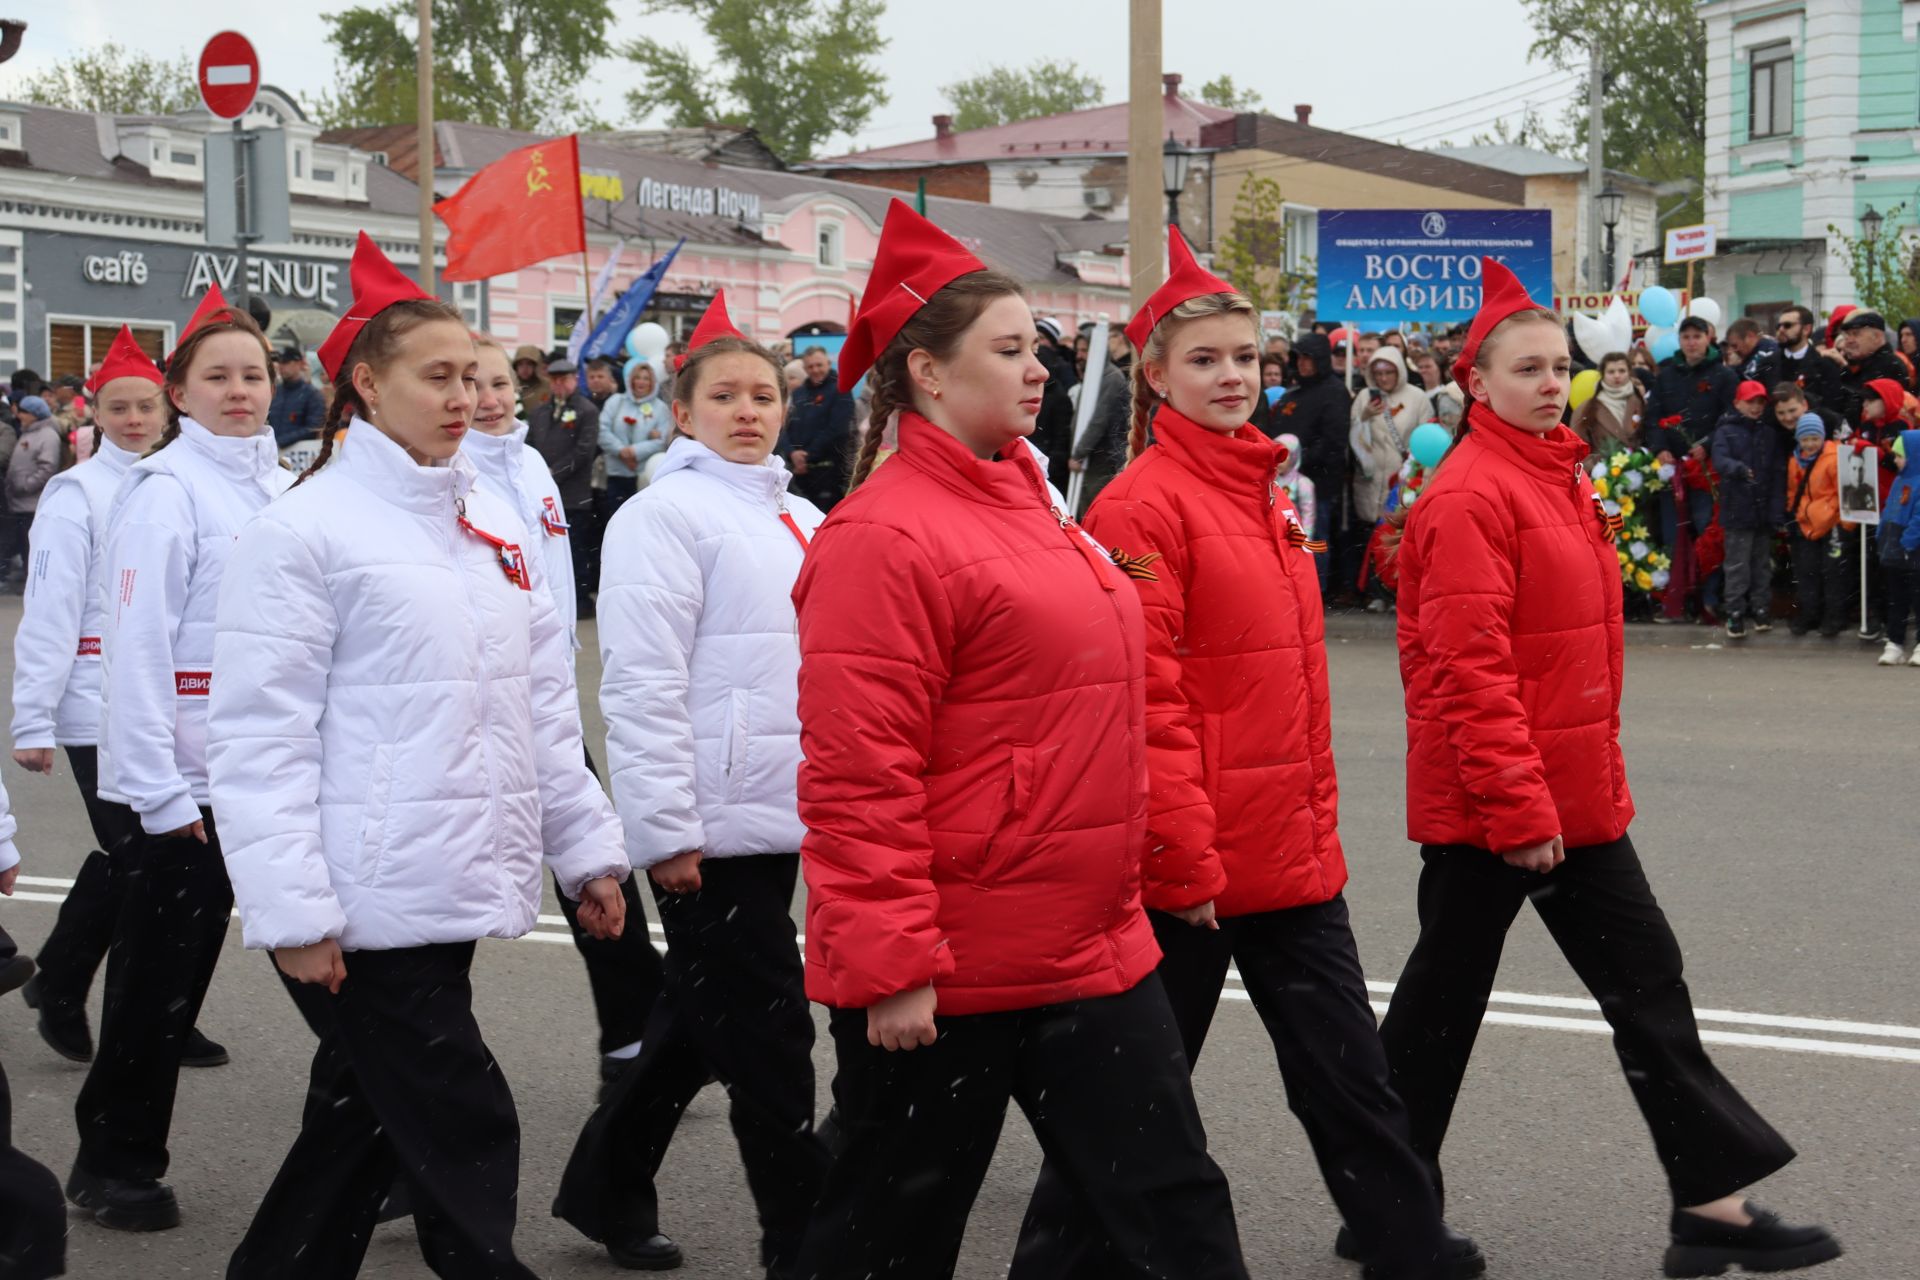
top-left (451, 494), bottom-right (508, 892)
top-left (1020, 463), bottom-right (1117, 590)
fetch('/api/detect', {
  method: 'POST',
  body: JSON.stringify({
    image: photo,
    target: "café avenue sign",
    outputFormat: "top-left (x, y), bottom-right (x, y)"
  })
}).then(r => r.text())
top-left (184, 251), bottom-right (341, 309)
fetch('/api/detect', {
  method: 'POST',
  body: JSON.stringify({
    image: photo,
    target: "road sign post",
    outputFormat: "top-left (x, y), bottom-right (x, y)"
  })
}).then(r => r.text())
top-left (198, 33), bottom-right (264, 312)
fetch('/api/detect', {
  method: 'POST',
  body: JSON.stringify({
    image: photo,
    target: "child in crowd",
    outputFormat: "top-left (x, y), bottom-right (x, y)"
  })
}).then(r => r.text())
top-left (1785, 413), bottom-right (1854, 638)
top-left (1874, 429), bottom-right (1920, 666)
top-left (1275, 430), bottom-right (1316, 537)
top-left (1709, 381), bottom-right (1786, 638)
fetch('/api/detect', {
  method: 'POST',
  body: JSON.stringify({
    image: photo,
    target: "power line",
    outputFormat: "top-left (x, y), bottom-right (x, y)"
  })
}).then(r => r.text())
top-left (1327, 69), bottom-right (1577, 137)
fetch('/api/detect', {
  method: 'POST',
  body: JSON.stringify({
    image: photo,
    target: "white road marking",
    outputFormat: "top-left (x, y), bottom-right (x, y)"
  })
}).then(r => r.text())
top-left (9, 878), bottom-right (1913, 1064)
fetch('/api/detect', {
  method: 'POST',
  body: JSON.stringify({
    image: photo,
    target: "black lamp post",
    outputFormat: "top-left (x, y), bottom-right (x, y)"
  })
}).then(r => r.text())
top-left (1162, 136), bottom-right (1194, 229)
top-left (1598, 185), bottom-right (1625, 290)
top-left (1860, 204), bottom-right (1884, 305)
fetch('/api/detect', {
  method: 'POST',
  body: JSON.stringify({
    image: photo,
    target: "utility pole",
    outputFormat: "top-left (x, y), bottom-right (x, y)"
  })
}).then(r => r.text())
top-left (416, 0), bottom-right (436, 292)
top-left (1128, 0), bottom-right (1163, 312)
top-left (1586, 42), bottom-right (1605, 290)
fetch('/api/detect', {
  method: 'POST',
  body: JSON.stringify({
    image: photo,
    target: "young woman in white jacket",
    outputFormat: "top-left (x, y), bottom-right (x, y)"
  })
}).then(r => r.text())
top-left (555, 294), bottom-right (830, 1277)
top-left (10, 329), bottom-right (221, 1069)
top-left (467, 335), bottom-right (665, 1090)
top-left (67, 298), bottom-right (293, 1233)
top-left (210, 234), bottom-right (629, 1279)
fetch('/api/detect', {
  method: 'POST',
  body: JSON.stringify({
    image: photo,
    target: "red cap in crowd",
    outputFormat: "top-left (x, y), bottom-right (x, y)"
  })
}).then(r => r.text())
top-left (1735, 380), bottom-right (1770, 402)
top-left (319, 231), bottom-right (436, 379)
top-left (1452, 257), bottom-right (1549, 389)
top-left (676, 289), bottom-right (746, 370)
top-left (88, 325), bottom-right (164, 393)
top-left (1124, 226), bottom-right (1236, 352)
top-left (1825, 305), bottom-right (1856, 349)
top-left (1327, 327), bottom-right (1353, 347)
top-left (177, 283), bottom-right (233, 349)
top-left (838, 199), bottom-right (986, 392)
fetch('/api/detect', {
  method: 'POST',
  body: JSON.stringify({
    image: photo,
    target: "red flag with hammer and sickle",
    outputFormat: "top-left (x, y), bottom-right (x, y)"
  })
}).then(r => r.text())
top-left (434, 134), bottom-right (586, 282)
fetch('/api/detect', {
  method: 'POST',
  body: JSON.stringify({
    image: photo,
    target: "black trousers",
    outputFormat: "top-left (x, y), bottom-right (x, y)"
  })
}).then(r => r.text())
top-left (554, 854), bottom-right (827, 1271)
top-left (1789, 530), bottom-right (1854, 634)
top-left (0, 1054), bottom-right (65, 1280)
top-left (566, 502), bottom-right (596, 614)
top-left (1377, 834), bottom-right (1796, 1208)
top-left (554, 868), bottom-right (660, 1054)
top-left (794, 973), bottom-right (1247, 1280)
top-left (74, 807), bottom-right (231, 1180)
top-left (229, 942), bottom-right (535, 1280)
top-left (31, 745), bottom-right (142, 1007)
top-left (1014, 897), bottom-right (1445, 1279)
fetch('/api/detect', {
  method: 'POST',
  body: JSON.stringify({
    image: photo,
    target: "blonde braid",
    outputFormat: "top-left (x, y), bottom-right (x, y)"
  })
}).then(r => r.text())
top-left (1126, 359), bottom-right (1158, 463)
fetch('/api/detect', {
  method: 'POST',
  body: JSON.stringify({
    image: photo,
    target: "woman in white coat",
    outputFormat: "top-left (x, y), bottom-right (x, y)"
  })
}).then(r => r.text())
top-left (67, 292), bottom-right (293, 1233)
top-left (10, 329), bottom-right (222, 1069)
top-left (211, 233), bottom-right (629, 1279)
top-left (597, 358), bottom-right (670, 508)
top-left (466, 335), bottom-right (665, 1089)
top-left (555, 293), bottom-right (831, 1277)
top-left (1348, 345), bottom-right (1432, 525)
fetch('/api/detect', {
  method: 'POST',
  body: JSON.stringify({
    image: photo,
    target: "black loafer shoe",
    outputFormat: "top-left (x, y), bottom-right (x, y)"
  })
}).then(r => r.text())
top-left (180, 1027), bottom-right (229, 1068)
top-left (66, 1165), bottom-right (181, 1232)
top-left (22, 974), bottom-right (93, 1062)
top-left (1336, 1223), bottom-right (1486, 1279)
top-left (0, 953), bottom-right (34, 998)
top-left (607, 1231), bottom-right (683, 1270)
top-left (1665, 1202), bottom-right (1842, 1278)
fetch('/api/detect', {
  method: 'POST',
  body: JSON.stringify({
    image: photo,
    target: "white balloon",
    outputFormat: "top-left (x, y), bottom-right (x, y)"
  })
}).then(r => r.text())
top-left (1685, 297), bottom-right (1723, 329)
top-left (1572, 312), bottom-right (1612, 363)
top-left (1602, 297), bottom-right (1634, 356)
top-left (628, 321), bottom-right (671, 363)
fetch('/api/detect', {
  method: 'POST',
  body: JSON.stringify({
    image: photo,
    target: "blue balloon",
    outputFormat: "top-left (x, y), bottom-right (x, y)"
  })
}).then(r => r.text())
top-left (1265, 385), bottom-right (1286, 405)
top-left (1638, 285), bottom-right (1680, 328)
top-left (1649, 327), bottom-right (1680, 362)
top-left (1409, 421), bottom-right (1451, 469)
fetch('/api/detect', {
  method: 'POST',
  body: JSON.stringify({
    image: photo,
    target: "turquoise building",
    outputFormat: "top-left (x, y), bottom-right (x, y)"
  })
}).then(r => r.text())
top-left (1700, 0), bottom-right (1920, 320)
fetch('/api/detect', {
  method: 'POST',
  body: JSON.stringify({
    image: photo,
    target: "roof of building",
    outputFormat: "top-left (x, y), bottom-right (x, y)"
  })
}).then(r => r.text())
top-left (1429, 143), bottom-right (1657, 188)
top-left (807, 84), bottom-right (1235, 168)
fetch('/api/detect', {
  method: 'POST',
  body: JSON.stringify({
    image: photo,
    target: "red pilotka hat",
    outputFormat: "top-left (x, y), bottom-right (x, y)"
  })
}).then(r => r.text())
top-left (318, 232), bottom-right (436, 379)
top-left (675, 290), bottom-right (746, 370)
top-left (176, 283), bottom-right (235, 351)
top-left (837, 200), bottom-right (986, 392)
top-left (1451, 257), bottom-right (1549, 390)
top-left (1125, 226), bottom-right (1236, 351)
top-left (1825, 305), bottom-right (1856, 349)
top-left (88, 325), bottom-right (163, 393)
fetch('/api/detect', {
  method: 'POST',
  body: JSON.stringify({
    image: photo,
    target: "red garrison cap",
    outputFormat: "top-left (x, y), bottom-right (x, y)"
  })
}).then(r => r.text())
top-left (1452, 257), bottom-right (1549, 389)
top-left (1125, 226), bottom-right (1236, 351)
top-left (318, 232), bottom-right (436, 379)
top-left (88, 325), bottom-right (163, 393)
top-left (838, 199), bottom-right (986, 392)
top-left (177, 283), bottom-right (233, 349)
top-left (675, 289), bottom-right (746, 370)
top-left (1825, 305), bottom-right (1856, 349)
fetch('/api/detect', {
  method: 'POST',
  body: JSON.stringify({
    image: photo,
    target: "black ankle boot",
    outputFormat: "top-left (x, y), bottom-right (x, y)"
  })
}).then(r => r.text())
top-left (1334, 1222), bottom-right (1486, 1279)
top-left (1664, 1202), bottom-right (1842, 1278)
top-left (606, 1228), bottom-right (683, 1270)
top-left (66, 1165), bottom-right (181, 1232)
top-left (21, 974), bottom-right (93, 1062)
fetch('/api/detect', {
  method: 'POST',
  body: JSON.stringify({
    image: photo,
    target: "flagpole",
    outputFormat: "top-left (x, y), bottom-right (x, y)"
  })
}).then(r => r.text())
top-left (581, 248), bottom-right (597, 329)
top-left (416, 0), bottom-right (435, 292)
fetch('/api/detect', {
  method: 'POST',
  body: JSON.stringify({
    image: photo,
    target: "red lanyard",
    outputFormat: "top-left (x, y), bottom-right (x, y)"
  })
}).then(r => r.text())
top-left (456, 499), bottom-right (531, 591)
top-left (778, 509), bottom-right (810, 552)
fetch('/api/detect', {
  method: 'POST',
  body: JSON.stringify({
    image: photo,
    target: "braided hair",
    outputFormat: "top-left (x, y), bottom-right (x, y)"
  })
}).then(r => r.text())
top-left (294, 298), bottom-right (468, 487)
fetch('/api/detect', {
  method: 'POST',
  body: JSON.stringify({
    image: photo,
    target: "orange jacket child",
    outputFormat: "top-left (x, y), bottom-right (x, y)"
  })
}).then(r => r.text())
top-left (1787, 437), bottom-right (1852, 541)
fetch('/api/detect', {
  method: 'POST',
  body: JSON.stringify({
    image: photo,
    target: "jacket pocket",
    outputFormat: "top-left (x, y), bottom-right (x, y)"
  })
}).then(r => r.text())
top-left (973, 744), bottom-right (1035, 886)
top-left (722, 688), bottom-right (751, 803)
top-left (355, 745), bottom-right (395, 887)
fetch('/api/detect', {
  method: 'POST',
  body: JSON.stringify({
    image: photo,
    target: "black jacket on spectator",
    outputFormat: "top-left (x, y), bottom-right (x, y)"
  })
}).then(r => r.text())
top-left (1834, 343), bottom-right (1908, 431)
top-left (1032, 346), bottom-right (1078, 490)
top-left (1778, 344), bottom-right (1845, 410)
top-left (1275, 334), bottom-right (1353, 502)
top-left (1644, 352), bottom-right (1736, 453)
top-left (780, 374), bottom-right (854, 510)
top-left (525, 390), bottom-right (601, 510)
top-left (269, 380), bottom-right (328, 449)
top-left (1737, 336), bottom-right (1784, 392)
top-left (1709, 408), bottom-right (1786, 531)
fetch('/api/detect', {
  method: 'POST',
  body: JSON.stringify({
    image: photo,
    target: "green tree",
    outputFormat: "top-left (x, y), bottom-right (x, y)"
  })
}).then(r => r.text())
top-left (626, 0), bottom-right (887, 162)
top-left (1197, 74), bottom-right (1262, 112)
top-left (1522, 0), bottom-right (1705, 227)
top-left (941, 59), bottom-right (1104, 132)
top-left (1828, 206), bottom-right (1920, 323)
top-left (315, 0), bottom-right (613, 133)
top-left (1212, 175), bottom-right (1311, 313)
top-left (3, 42), bottom-right (197, 115)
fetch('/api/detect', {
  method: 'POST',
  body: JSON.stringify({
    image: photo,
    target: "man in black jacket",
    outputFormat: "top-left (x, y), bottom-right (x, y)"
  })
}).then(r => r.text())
top-left (780, 346), bottom-right (854, 511)
top-left (527, 357), bottom-right (601, 615)
top-left (1276, 333), bottom-right (1354, 600)
top-left (1725, 319), bottom-right (1782, 391)
top-left (1643, 317), bottom-right (1734, 563)
top-left (1833, 311), bottom-right (1908, 430)
top-left (1031, 326), bottom-right (1078, 491)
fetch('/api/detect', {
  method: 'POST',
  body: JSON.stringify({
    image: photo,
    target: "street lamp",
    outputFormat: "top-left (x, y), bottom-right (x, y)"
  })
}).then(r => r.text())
top-left (1162, 135), bottom-right (1194, 229)
top-left (1861, 205), bottom-right (1883, 304)
top-left (1598, 185), bottom-right (1625, 289)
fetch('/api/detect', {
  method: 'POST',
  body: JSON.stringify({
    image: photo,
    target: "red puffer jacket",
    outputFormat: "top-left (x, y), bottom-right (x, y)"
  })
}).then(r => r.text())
top-left (1084, 408), bottom-right (1345, 917)
top-left (793, 412), bottom-right (1160, 1016)
top-left (1398, 404), bottom-right (1635, 854)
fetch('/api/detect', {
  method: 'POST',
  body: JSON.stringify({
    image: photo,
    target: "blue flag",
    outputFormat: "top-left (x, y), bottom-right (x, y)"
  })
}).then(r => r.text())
top-left (581, 238), bottom-right (686, 362)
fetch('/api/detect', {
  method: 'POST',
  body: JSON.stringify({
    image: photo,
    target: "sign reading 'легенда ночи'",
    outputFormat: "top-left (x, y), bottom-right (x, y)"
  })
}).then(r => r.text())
top-left (1314, 209), bottom-right (1554, 324)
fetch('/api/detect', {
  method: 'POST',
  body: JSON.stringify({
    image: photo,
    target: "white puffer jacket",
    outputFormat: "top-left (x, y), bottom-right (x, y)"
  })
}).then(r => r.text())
top-left (598, 437), bottom-right (823, 869)
top-left (98, 419), bottom-right (293, 834)
top-left (461, 421), bottom-right (578, 657)
top-left (208, 420), bottom-right (627, 952)
top-left (10, 437), bottom-right (142, 749)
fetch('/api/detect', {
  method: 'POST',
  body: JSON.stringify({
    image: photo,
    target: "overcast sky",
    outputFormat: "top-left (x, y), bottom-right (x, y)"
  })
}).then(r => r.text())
top-left (4, 1), bottom-right (1561, 156)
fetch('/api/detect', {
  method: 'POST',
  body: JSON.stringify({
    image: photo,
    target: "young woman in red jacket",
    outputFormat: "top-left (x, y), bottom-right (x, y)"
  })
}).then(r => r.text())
top-left (1011, 231), bottom-right (1476, 1280)
top-left (1381, 258), bottom-right (1840, 1280)
top-left (790, 200), bottom-right (1246, 1280)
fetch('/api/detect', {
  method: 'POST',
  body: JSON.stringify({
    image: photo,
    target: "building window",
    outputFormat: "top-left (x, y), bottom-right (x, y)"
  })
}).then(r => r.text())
top-left (294, 149), bottom-right (304, 178)
top-left (48, 321), bottom-right (167, 381)
top-left (1749, 43), bottom-right (1793, 139)
top-left (552, 305), bottom-right (584, 345)
top-left (170, 149), bottom-right (197, 166)
top-left (1284, 206), bottom-right (1318, 274)
top-left (313, 166), bottom-right (337, 184)
top-left (817, 223), bottom-right (843, 268)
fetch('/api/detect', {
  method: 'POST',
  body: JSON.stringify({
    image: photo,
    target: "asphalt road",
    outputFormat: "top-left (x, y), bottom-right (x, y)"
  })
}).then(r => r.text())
top-left (0, 600), bottom-right (1913, 1279)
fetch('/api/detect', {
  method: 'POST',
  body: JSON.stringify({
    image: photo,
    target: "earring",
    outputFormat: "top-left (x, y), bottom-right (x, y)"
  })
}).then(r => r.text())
top-left (932, 387), bottom-right (942, 399)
